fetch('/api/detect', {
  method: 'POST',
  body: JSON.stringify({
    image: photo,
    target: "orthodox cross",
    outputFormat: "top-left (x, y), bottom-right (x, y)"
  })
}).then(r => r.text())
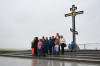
top-left (65, 5), bottom-right (84, 44)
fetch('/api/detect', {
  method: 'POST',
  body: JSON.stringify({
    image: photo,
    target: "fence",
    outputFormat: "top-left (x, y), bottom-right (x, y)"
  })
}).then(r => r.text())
top-left (77, 43), bottom-right (100, 50)
top-left (65, 43), bottom-right (100, 50)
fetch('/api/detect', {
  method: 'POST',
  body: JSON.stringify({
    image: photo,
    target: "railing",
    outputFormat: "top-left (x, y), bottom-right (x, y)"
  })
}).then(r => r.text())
top-left (65, 43), bottom-right (100, 50)
top-left (78, 43), bottom-right (100, 50)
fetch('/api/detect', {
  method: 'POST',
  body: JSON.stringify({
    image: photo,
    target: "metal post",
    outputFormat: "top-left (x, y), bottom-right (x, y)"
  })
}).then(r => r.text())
top-left (72, 16), bottom-right (76, 44)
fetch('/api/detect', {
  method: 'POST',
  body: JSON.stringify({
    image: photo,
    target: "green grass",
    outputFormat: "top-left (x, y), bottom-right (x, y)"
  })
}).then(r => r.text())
top-left (0, 51), bottom-right (16, 54)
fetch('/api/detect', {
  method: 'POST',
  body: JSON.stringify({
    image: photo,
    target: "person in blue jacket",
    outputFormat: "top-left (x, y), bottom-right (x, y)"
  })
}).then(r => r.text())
top-left (71, 41), bottom-right (76, 52)
top-left (42, 38), bottom-right (46, 56)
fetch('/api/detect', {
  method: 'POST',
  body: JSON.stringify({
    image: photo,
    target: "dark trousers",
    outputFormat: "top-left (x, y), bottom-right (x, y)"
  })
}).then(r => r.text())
top-left (46, 46), bottom-right (48, 54)
top-left (47, 45), bottom-right (49, 54)
top-left (61, 43), bottom-right (64, 54)
top-left (42, 48), bottom-right (46, 56)
top-left (49, 45), bottom-right (52, 55)
top-left (34, 48), bottom-right (38, 56)
top-left (38, 49), bottom-right (42, 56)
top-left (58, 45), bottom-right (60, 52)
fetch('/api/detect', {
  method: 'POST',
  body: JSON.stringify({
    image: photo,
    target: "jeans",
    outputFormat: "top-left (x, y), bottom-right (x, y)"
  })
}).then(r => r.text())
top-left (54, 46), bottom-right (59, 54)
top-left (52, 45), bottom-right (55, 54)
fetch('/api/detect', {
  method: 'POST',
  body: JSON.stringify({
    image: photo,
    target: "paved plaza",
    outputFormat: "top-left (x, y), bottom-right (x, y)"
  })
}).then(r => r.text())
top-left (0, 50), bottom-right (100, 63)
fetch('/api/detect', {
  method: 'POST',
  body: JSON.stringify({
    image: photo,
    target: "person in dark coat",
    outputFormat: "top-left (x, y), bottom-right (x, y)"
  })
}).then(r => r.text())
top-left (51, 36), bottom-right (55, 55)
top-left (45, 37), bottom-right (49, 54)
top-left (48, 37), bottom-right (52, 55)
top-left (33, 37), bottom-right (38, 56)
top-left (42, 38), bottom-right (46, 56)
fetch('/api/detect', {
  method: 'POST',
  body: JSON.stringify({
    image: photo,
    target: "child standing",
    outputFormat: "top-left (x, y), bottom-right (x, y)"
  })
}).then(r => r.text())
top-left (71, 41), bottom-right (76, 52)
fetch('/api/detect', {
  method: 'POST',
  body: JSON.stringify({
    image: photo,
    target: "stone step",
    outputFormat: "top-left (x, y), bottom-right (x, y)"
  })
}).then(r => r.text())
top-left (63, 53), bottom-right (100, 56)
top-left (4, 51), bottom-right (100, 56)
top-left (1, 50), bottom-right (100, 63)
top-left (1, 54), bottom-right (100, 63)
top-left (52, 55), bottom-right (100, 59)
top-left (2, 50), bottom-right (100, 57)
top-left (2, 53), bottom-right (100, 60)
top-left (65, 52), bottom-right (100, 54)
top-left (64, 53), bottom-right (100, 56)
top-left (65, 50), bottom-right (100, 53)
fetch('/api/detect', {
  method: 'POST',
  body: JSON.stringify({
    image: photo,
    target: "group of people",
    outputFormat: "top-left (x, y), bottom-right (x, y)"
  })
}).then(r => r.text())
top-left (31, 33), bottom-right (66, 56)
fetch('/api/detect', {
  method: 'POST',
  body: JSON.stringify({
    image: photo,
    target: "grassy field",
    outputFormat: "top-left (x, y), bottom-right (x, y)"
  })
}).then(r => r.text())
top-left (0, 50), bottom-right (17, 54)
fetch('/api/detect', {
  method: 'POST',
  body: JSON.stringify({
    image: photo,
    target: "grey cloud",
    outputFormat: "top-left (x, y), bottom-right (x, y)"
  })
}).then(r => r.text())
top-left (0, 0), bottom-right (100, 49)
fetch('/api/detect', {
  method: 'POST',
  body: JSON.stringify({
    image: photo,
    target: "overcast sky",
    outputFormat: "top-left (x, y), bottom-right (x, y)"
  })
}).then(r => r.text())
top-left (0, 0), bottom-right (100, 49)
